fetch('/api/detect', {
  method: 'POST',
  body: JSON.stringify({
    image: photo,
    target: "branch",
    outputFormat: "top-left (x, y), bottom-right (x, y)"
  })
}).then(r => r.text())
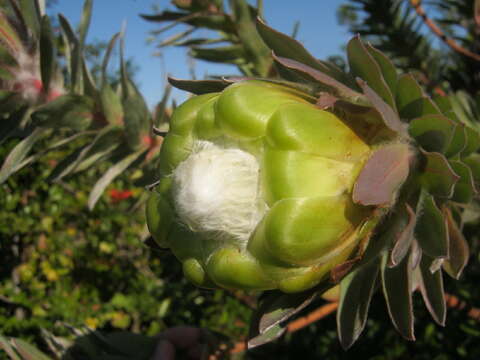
top-left (410, 0), bottom-right (480, 62)
top-left (286, 302), bottom-right (338, 333)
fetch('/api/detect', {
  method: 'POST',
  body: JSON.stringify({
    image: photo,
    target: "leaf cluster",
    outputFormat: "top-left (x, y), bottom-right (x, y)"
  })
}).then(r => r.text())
top-left (337, 0), bottom-right (480, 95)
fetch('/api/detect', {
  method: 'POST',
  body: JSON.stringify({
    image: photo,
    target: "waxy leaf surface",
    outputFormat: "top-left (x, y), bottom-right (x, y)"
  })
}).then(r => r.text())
top-left (381, 252), bottom-right (415, 340)
top-left (337, 261), bottom-right (379, 349)
top-left (420, 151), bottom-right (459, 198)
top-left (419, 256), bottom-right (446, 326)
top-left (353, 144), bottom-right (410, 206)
top-left (415, 190), bottom-right (449, 259)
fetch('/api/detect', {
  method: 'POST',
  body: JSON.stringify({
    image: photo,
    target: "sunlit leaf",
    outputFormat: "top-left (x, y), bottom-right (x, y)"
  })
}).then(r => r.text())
top-left (415, 190), bottom-right (449, 259)
top-left (0, 127), bottom-right (44, 184)
top-left (420, 151), bottom-right (459, 198)
top-left (337, 260), bottom-right (379, 349)
top-left (418, 255), bottom-right (446, 326)
top-left (381, 252), bottom-right (415, 340)
top-left (348, 36), bottom-right (395, 108)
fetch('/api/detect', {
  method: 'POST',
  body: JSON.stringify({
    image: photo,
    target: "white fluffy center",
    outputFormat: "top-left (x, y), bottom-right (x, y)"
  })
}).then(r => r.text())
top-left (172, 141), bottom-right (262, 243)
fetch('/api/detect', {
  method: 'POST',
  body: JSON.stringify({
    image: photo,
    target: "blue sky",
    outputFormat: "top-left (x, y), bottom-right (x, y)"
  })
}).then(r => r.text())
top-left (49, 1), bottom-right (350, 108)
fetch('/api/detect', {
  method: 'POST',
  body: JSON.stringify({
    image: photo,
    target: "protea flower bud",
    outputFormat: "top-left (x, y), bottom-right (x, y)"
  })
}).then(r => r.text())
top-left (147, 80), bottom-right (387, 293)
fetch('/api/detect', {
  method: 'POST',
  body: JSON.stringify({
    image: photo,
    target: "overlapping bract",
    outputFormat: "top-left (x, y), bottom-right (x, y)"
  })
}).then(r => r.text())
top-left (147, 79), bottom-right (381, 293)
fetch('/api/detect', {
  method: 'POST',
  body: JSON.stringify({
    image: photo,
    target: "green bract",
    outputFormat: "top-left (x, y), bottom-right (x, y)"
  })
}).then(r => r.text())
top-left (147, 80), bottom-right (379, 293)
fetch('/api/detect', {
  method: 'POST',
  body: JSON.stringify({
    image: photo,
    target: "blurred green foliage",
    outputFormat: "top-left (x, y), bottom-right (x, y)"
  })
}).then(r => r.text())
top-left (0, 137), bottom-right (251, 358)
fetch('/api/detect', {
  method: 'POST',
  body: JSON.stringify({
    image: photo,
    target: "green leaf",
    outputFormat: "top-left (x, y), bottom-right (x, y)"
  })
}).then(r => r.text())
top-left (445, 123), bottom-right (467, 158)
top-left (51, 126), bottom-right (122, 181)
top-left (172, 36), bottom-right (225, 47)
top-left (157, 27), bottom-right (196, 48)
top-left (101, 83), bottom-right (124, 125)
top-left (101, 32), bottom-right (121, 85)
top-left (141, 11), bottom-right (232, 33)
top-left (400, 97), bottom-right (442, 120)
top-left (449, 160), bottom-right (477, 203)
top-left (58, 14), bottom-right (81, 93)
top-left (19, 0), bottom-right (41, 37)
top-left (418, 256), bottom-right (446, 326)
top-left (381, 251), bottom-right (415, 341)
top-left (229, 0), bottom-right (271, 76)
top-left (0, 335), bottom-right (21, 360)
top-left (355, 211), bottom-right (399, 268)
top-left (119, 30), bottom-right (133, 98)
top-left (420, 151), bottom-right (460, 198)
top-left (88, 149), bottom-right (146, 210)
top-left (256, 18), bottom-right (349, 83)
top-left (364, 43), bottom-right (397, 95)
top-left (0, 11), bottom-right (23, 56)
top-left (433, 94), bottom-right (453, 114)
top-left (415, 189), bottom-right (449, 259)
top-left (153, 84), bottom-right (172, 128)
top-left (337, 260), bottom-right (379, 349)
top-left (395, 74), bottom-right (424, 117)
top-left (122, 92), bottom-right (151, 150)
top-left (78, 0), bottom-right (93, 49)
top-left (189, 45), bottom-right (245, 63)
top-left (347, 36), bottom-right (395, 108)
top-left (248, 323), bottom-right (286, 349)
top-left (32, 95), bottom-right (94, 130)
top-left (39, 15), bottom-right (55, 94)
top-left (11, 338), bottom-right (52, 360)
top-left (47, 145), bottom-right (89, 182)
top-left (408, 115), bottom-right (455, 153)
top-left (463, 153), bottom-right (480, 184)
top-left (353, 143), bottom-right (411, 206)
top-left (0, 127), bottom-right (44, 184)
top-left (168, 77), bottom-right (229, 95)
top-left (272, 55), bottom-right (365, 104)
top-left (443, 208), bottom-right (469, 279)
top-left (72, 140), bottom-right (119, 175)
top-left (140, 10), bottom-right (188, 22)
top-left (82, 56), bottom-right (98, 98)
top-left (255, 291), bottom-right (316, 335)
top-left (390, 204), bottom-right (416, 267)
top-left (461, 126), bottom-right (480, 156)
top-left (357, 78), bottom-right (406, 135)
top-left (449, 91), bottom-right (476, 127)
top-left (10, 131), bottom-right (95, 176)
top-left (255, 17), bottom-right (317, 67)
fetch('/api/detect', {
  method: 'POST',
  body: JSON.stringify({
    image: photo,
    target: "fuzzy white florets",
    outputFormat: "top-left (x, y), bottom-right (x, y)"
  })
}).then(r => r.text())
top-left (172, 141), bottom-right (263, 243)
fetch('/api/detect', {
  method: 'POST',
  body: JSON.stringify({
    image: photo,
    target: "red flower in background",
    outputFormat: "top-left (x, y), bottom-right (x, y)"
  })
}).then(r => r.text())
top-left (109, 189), bottom-right (133, 203)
